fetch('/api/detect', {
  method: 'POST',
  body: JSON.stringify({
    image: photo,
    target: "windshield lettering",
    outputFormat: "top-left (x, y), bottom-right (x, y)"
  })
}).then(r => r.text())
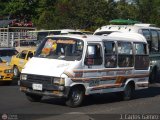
top-left (35, 37), bottom-right (84, 61)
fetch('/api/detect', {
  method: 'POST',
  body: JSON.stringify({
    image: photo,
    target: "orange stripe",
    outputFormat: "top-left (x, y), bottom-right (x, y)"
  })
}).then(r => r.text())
top-left (64, 71), bottom-right (74, 78)
top-left (91, 84), bottom-right (122, 91)
top-left (71, 73), bottom-right (149, 82)
top-left (73, 67), bottom-right (134, 73)
top-left (72, 77), bottom-right (101, 81)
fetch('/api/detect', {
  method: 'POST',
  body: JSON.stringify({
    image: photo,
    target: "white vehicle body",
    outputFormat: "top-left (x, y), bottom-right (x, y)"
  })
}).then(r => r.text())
top-left (94, 24), bottom-right (160, 83)
top-left (94, 24), bottom-right (159, 36)
top-left (20, 32), bottom-right (149, 107)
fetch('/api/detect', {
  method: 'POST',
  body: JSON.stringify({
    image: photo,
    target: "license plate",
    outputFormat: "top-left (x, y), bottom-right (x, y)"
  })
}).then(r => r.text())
top-left (32, 84), bottom-right (43, 91)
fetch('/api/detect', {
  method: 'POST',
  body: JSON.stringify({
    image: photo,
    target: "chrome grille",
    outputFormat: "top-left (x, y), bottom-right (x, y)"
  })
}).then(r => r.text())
top-left (27, 74), bottom-right (53, 84)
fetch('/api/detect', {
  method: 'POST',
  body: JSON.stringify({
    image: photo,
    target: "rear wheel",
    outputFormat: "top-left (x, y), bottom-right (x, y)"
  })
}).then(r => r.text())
top-left (65, 87), bottom-right (85, 107)
top-left (25, 93), bottom-right (42, 102)
top-left (13, 66), bottom-right (20, 78)
top-left (122, 83), bottom-right (135, 101)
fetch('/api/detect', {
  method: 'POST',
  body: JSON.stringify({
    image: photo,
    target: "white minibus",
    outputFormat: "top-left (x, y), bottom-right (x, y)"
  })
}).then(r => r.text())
top-left (19, 32), bottom-right (149, 107)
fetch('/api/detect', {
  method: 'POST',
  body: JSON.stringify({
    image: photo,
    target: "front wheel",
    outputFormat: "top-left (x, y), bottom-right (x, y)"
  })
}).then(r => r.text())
top-left (65, 87), bottom-right (85, 107)
top-left (25, 93), bottom-right (42, 102)
top-left (13, 66), bottom-right (20, 78)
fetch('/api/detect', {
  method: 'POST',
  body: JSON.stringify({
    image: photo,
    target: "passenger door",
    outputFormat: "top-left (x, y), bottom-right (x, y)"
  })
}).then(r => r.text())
top-left (84, 42), bottom-right (104, 93)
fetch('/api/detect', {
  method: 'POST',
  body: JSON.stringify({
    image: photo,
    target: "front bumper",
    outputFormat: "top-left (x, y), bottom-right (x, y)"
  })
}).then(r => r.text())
top-left (0, 74), bottom-right (13, 81)
top-left (19, 80), bottom-right (70, 98)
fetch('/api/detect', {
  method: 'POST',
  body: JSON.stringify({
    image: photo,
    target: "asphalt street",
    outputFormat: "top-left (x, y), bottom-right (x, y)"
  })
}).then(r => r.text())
top-left (0, 83), bottom-right (160, 120)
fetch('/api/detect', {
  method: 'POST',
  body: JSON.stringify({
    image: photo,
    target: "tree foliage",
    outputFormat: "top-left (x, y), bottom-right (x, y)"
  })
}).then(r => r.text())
top-left (0, 0), bottom-right (160, 30)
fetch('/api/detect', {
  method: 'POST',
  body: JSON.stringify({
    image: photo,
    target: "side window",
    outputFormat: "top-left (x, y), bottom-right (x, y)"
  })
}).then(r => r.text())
top-left (16, 53), bottom-right (20, 58)
top-left (104, 41), bottom-right (117, 68)
top-left (85, 44), bottom-right (102, 65)
top-left (142, 29), bottom-right (151, 41)
top-left (134, 43), bottom-right (149, 70)
top-left (158, 30), bottom-right (160, 51)
top-left (142, 29), bottom-right (151, 51)
top-left (118, 42), bottom-right (133, 67)
top-left (19, 51), bottom-right (27, 59)
top-left (158, 30), bottom-right (160, 40)
top-left (151, 30), bottom-right (159, 52)
top-left (27, 51), bottom-right (34, 60)
top-left (135, 43), bottom-right (147, 54)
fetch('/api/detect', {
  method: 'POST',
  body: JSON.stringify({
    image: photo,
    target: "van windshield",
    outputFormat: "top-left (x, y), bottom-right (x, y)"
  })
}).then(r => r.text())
top-left (35, 37), bottom-right (84, 61)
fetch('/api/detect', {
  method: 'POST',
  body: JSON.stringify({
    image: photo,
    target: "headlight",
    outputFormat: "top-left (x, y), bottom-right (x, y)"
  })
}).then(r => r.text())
top-left (60, 78), bottom-right (65, 85)
top-left (54, 78), bottom-right (60, 84)
top-left (21, 74), bottom-right (27, 80)
top-left (4, 69), bottom-right (13, 73)
top-left (53, 78), bottom-right (65, 85)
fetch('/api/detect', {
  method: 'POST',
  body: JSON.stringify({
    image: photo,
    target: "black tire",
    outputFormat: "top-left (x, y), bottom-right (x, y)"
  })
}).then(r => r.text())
top-left (122, 83), bottom-right (134, 101)
top-left (65, 87), bottom-right (85, 107)
top-left (149, 67), bottom-right (157, 84)
top-left (13, 66), bottom-right (20, 78)
top-left (25, 93), bottom-right (42, 102)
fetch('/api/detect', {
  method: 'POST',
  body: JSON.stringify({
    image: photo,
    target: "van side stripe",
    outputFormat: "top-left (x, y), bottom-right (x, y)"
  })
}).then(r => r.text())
top-left (136, 83), bottom-right (149, 87)
top-left (91, 84), bottom-right (122, 91)
top-left (73, 67), bottom-right (134, 73)
top-left (71, 73), bottom-right (149, 82)
top-left (64, 71), bottom-right (74, 78)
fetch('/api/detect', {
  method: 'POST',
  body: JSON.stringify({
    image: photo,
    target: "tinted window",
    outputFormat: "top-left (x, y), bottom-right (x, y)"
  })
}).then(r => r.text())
top-left (142, 29), bottom-right (151, 51)
top-left (104, 41), bottom-right (117, 68)
top-left (134, 43), bottom-right (149, 70)
top-left (27, 51), bottom-right (34, 60)
top-left (158, 30), bottom-right (160, 40)
top-left (0, 49), bottom-right (18, 57)
top-left (118, 42), bottom-right (133, 67)
top-left (19, 51), bottom-right (27, 59)
top-left (135, 43), bottom-right (147, 54)
top-left (85, 44), bottom-right (102, 65)
top-left (142, 29), bottom-right (151, 41)
top-left (151, 30), bottom-right (159, 52)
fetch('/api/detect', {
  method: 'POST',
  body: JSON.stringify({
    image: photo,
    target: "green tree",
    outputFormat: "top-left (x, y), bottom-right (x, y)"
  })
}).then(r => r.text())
top-left (115, 0), bottom-right (138, 21)
top-left (5, 0), bottom-right (38, 22)
top-left (135, 0), bottom-right (160, 26)
top-left (0, 0), bottom-right (11, 19)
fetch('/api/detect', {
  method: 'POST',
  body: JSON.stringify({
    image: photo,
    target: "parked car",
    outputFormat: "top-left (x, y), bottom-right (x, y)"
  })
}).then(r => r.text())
top-left (0, 48), bottom-right (18, 63)
top-left (10, 49), bottom-right (35, 77)
top-left (0, 57), bottom-right (13, 84)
